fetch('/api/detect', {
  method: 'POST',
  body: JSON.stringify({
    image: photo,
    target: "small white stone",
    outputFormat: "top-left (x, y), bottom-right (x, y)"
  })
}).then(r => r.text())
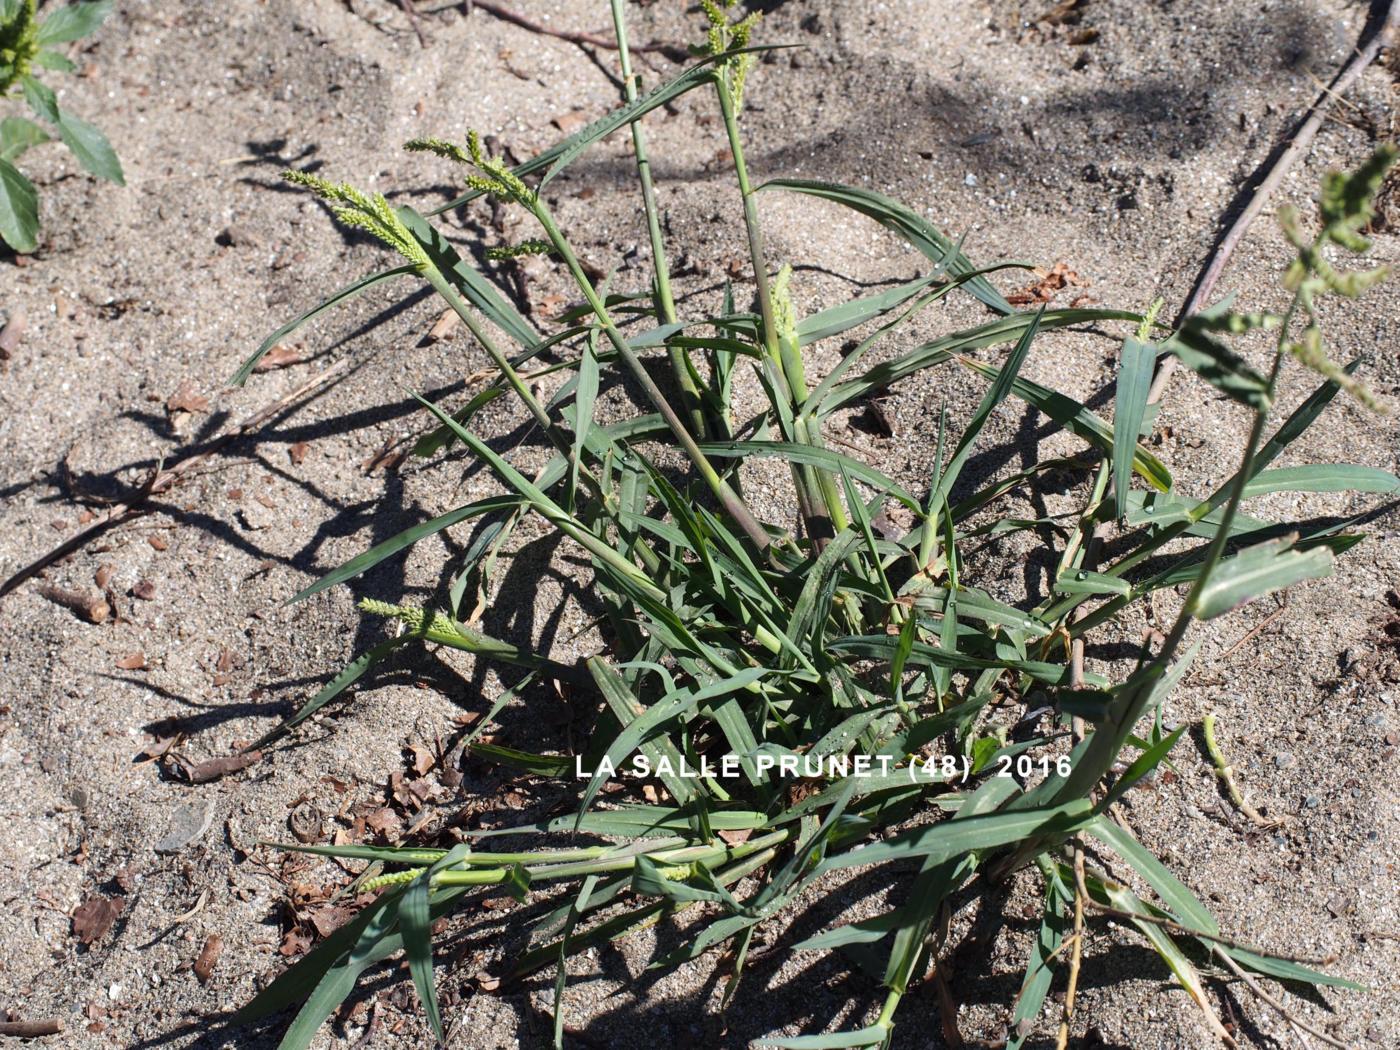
top-left (964, 173), bottom-right (978, 187)
top-left (108, 983), bottom-right (122, 1001)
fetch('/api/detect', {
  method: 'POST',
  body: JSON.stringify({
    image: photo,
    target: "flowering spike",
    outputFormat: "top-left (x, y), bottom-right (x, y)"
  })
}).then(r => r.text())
top-left (281, 170), bottom-right (428, 268)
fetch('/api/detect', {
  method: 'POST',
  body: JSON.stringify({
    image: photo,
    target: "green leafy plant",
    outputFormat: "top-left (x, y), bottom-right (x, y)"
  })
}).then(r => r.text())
top-left (232, 5), bottom-right (1397, 1047)
top-left (0, 0), bottom-right (122, 252)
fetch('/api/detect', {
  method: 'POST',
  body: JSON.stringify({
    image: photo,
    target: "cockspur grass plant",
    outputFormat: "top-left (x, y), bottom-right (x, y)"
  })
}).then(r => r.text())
top-left (0, 0), bottom-right (122, 252)
top-left (232, 4), bottom-right (1399, 1047)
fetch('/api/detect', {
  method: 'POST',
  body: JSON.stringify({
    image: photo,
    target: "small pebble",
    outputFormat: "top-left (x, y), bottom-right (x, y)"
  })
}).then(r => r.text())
top-left (1303, 795), bottom-right (1319, 808)
top-left (1274, 752), bottom-right (1295, 769)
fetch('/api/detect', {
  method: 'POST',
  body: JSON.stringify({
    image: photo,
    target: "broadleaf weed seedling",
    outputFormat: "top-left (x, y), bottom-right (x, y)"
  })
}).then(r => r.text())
top-left (233, 4), bottom-right (1398, 1047)
top-left (0, 0), bottom-right (122, 253)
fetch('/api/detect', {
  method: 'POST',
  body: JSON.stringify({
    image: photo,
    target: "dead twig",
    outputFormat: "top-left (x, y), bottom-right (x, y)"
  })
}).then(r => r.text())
top-left (0, 360), bottom-right (348, 603)
top-left (464, 1), bottom-right (687, 60)
top-left (1219, 595), bottom-right (1288, 661)
top-left (0, 1019), bottom-right (63, 1037)
top-left (1212, 946), bottom-right (1356, 1050)
top-left (1148, 1), bottom-right (1399, 404)
top-left (398, 0), bottom-right (428, 47)
top-left (1054, 847), bottom-right (1087, 1050)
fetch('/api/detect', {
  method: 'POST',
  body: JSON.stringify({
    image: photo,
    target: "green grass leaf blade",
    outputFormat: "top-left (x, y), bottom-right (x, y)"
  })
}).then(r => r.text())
top-left (399, 845), bottom-right (469, 1045)
top-left (399, 206), bottom-right (539, 348)
top-left (570, 329), bottom-right (600, 506)
top-left (1241, 464), bottom-right (1400, 497)
top-left (754, 1026), bottom-right (889, 1049)
top-left (429, 47), bottom-right (789, 214)
top-left (1161, 325), bottom-right (1271, 410)
top-left (1113, 337), bottom-right (1155, 519)
top-left (1006, 864), bottom-right (1071, 1050)
top-left (933, 306), bottom-right (1041, 507)
top-left (759, 178), bottom-right (1014, 314)
top-left (823, 303), bottom-right (1142, 414)
top-left (289, 495), bottom-right (522, 603)
top-left (246, 634), bottom-right (413, 750)
top-left (814, 800), bottom-right (1091, 875)
top-left (1089, 816), bottom-right (1361, 989)
top-left (796, 272), bottom-right (938, 345)
top-left (232, 265), bottom-right (419, 385)
top-left (699, 440), bottom-right (921, 510)
top-left (1190, 536), bottom-right (1334, 619)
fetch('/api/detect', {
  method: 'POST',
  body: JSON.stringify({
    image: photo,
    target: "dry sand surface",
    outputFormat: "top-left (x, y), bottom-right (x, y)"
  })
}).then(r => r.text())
top-left (1, 1), bottom-right (1398, 1047)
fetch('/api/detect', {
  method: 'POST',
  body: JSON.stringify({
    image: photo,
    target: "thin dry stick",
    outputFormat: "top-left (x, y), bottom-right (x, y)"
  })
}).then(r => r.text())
top-left (1147, 1), bottom-right (1399, 404)
top-left (1212, 946), bottom-right (1357, 1050)
top-left (0, 360), bottom-right (349, 602)
top-left (397, 0), bottom-right (428, 48)
top-left (1055, 847), bottom-right (1087, 1050)
top-left (464, 1), bottom-right (685, 58)
top-left (1219, 595), bottom-right (1288, 661)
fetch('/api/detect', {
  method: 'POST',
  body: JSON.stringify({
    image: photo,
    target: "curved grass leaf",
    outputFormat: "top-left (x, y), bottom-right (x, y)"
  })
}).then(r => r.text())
top-left (818, 306), bottom-right (1139, 409)
top-left (755, 1025), bottom-right (889, 1048)
top-left (1089, 816), bottom-right (1360, 988)
top-left (247, 634), bottom-right (414, 751)
top-left (399, 206), bottom-right (539, 348)
top-left (759, 178), bottom-right (1014, 314)
top-left (1241, 464), bottom-right (1400, 497)
top-left (699, 441), bottom-right (921, 510)
top-left (796, 272), bottom-right (938, 345)
top-left (232, 265), bottom-right (419, 385)
top-left (400, 845), bottom-right (470, 1044)
top-left (813, 800), bottom-right (1092, 875)
top-left (290, 495), bottom-right (522, 603)
top-left (1161, 324), bottom-right (1270, 409)
top-left (1006, 863), bottom-right (1071, 1050)
top-left (1189, 535), bottom-right (1334, 619)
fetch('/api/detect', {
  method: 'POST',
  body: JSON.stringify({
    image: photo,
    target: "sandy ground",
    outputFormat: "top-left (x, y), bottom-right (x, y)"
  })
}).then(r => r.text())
top-left (0, 1), bottom-right (1398, 1047)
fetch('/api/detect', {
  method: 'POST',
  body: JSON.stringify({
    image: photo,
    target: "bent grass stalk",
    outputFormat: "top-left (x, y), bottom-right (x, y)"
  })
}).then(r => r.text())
top-left (233, 4), bottom-right (1398, 1047)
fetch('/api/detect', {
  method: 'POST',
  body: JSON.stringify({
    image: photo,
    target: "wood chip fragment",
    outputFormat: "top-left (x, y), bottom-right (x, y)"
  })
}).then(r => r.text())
top-left (166, 379), bottom-right (210, 415)
top-left (115, 652), bottom-right (147, 671)
top-left (427, 309), bottom-right (459, 343)
top-left (72, 894), bottom-right (125, 945)
top-left (172, 750), bottom-right (262, 784)
top-left (37, 584), bottom-right (110, 624)
top-left (0, 309), bottom-right (26, 360)
top-left (254, 343), bottom-right (305, 371)
top-left (193, 934), bottom-right (223, 984)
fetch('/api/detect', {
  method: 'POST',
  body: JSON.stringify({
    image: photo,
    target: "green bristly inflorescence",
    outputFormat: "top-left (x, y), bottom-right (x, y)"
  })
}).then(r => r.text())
top-left (281, 170), bottom-right (430, 268)
top-left (404, 130), bottom-right (536, 205)
top-left (486, 237), bottom-right (554, 260)
top-left (233, 3), bottom-right (1399, 1048)
top-left (0, 0), bottom-right (38, 93)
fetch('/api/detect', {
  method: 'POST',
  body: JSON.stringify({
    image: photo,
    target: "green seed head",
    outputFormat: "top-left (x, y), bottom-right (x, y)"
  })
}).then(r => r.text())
top-left (282, 170), bottom-right (429, 268)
